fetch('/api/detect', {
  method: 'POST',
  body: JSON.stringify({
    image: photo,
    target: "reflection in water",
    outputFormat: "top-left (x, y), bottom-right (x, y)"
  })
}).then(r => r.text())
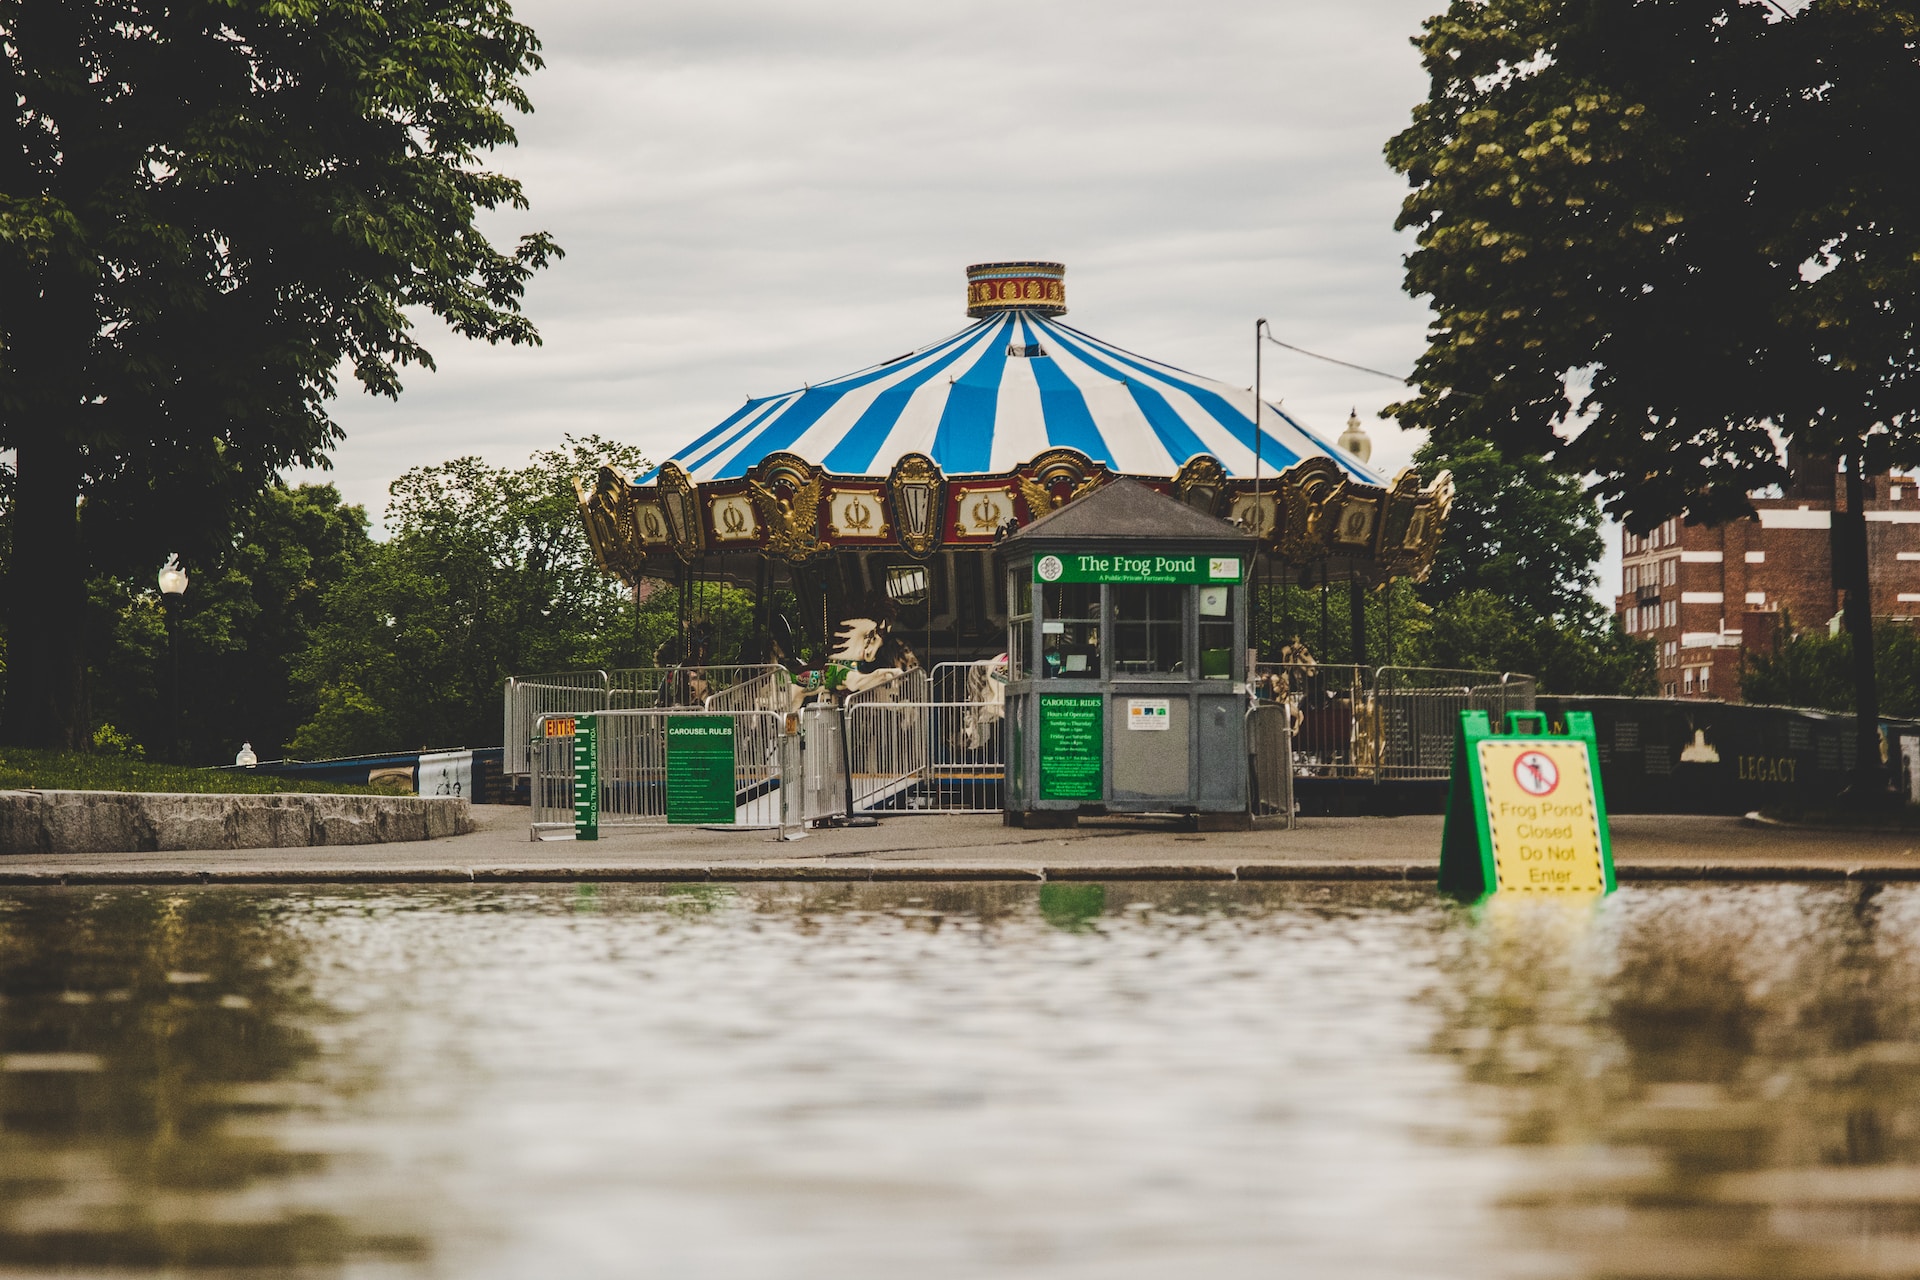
top-left (0, 890), bottom-right (425, 1272)
top-left (1037, 882), bottom-right (1105, 930)
top-left (1440, 884), bottom-right (1920, 1278)
top-left (9, 882), bottom-right (1920, 1275)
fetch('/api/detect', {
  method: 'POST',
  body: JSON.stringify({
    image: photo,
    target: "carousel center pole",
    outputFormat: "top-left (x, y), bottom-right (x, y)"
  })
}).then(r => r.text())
top-left (1253, 318), bottom-right (1268, 500)
top-left (1349, 567), bottom-right (1367, 669)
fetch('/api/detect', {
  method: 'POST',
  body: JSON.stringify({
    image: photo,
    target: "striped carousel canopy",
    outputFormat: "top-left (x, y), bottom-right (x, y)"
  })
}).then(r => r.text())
top-left (641, 268), bottom-right (1384, 487)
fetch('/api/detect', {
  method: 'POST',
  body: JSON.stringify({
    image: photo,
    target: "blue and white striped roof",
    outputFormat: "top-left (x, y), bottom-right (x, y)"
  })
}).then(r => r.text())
top-left (642, 312), bottom-right (1385, 485)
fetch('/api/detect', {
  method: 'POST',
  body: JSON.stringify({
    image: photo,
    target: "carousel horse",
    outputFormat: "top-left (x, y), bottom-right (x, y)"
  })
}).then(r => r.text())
top-left (958, 653), bottom-right (1010, 750)
top-left (1255, 637), bottom-right (1317, 738)
top-left (824, 616), bottom-right (919, 700)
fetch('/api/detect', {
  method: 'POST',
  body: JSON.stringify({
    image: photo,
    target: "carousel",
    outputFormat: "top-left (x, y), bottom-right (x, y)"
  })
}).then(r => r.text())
top-left (575, 262), bottom-right (1452, 672)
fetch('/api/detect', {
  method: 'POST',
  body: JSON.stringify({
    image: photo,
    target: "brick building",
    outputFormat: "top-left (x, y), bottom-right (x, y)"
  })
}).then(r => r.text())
top-left (1616, 461), bottom-right (1920, 699)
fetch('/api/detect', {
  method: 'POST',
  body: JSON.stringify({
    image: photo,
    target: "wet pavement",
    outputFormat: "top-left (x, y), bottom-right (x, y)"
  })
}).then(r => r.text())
top-left (0, 808), bottom-right (1915, 884)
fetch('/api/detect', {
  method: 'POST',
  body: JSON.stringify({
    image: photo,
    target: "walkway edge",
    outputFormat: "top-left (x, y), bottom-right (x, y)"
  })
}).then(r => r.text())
top-left (2, 861), bottom-right (1919, 886)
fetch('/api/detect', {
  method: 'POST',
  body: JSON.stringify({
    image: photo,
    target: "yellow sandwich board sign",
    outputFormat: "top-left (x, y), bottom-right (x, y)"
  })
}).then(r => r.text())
top-left (1440, 710), bottom-right (1615, 900)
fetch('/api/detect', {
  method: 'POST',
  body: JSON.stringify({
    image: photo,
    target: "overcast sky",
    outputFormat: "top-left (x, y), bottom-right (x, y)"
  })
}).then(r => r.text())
top-left (308, 0), bottom-right (1624, 594)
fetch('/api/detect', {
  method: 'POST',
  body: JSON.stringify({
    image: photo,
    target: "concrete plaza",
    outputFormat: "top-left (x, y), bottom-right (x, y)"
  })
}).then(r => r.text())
top-left (0, 807), bottom-right (1915, 884)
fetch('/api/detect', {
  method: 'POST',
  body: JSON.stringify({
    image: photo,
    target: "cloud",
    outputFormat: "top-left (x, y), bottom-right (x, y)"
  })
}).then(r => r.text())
top-left (311, 0), bottom-right (1444, 528)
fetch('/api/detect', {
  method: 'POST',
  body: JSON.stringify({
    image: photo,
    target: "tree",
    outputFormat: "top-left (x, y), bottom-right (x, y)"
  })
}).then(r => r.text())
top-left (85, 483), bottom-right (370, 762)
top-left (1422, 589), bottom-right (1655, 696)
top-left (1742, 620), bottom-right (1920, 719)
top-left (289, 437), bottom-right (650, 756)
top-left (1386, 0), bottom-right (1920, 796)
top-left (1412, 436), bottom-right (1603, 624)
top-left (1, 0), bottom-right (560, 749)
top-left (1405, 436), bottom-right (1652, 694)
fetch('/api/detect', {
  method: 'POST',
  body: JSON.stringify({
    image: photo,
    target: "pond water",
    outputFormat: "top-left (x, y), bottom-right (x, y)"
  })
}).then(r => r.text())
top-left (2, 881), bottom-right (1918, 1278)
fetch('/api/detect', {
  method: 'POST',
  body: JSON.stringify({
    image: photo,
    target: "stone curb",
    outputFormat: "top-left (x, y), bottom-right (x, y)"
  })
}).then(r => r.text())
top-left (3, 860), bottom-right (1920, 886)
top-left (0, 790), bottom-right (471, 855)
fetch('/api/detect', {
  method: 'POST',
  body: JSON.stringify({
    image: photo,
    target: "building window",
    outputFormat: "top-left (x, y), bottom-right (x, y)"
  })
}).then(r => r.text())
top-left (1665, 600), bottom-right (1676, 627)
top-left (1665, 558), bottom-right (1677, 585)
top-left (1684, 668), bottom-right (1694, 693)
top-left (1699, 668), bottom-right (1709, 692)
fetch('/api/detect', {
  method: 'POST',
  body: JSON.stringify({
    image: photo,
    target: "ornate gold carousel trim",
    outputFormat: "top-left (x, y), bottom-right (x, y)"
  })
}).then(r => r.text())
top-left (577, 447), bottom-right (1451, 587)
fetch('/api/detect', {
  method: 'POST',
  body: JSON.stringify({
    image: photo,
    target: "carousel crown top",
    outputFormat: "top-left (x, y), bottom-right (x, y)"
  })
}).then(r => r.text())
top-left (576, 263), bottom-right (1451, 594)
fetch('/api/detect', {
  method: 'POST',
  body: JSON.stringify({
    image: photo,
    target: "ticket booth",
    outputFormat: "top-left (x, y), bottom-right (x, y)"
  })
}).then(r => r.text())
top-left (1000, 478), bottom-right (1256, 829)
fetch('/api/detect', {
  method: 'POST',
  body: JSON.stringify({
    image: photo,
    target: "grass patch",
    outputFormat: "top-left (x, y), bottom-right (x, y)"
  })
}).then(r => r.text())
top-left (0, 749), bottom-right (376, 795)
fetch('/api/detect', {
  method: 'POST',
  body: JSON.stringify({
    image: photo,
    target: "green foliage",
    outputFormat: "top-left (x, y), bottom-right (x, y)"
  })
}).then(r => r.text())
top-left (1385, 0), bottom-right (1920, 528)
top-left (1742, 624), bottom-right (1920, 717)
top-left (1386, 0), bottom-right (1920, 744)
top-left (84, 484), bottom-right (371, 763)
top-left (0, 748), bottom-right (372, 794)
top-left (1252, 579), bottom-right (1431, 667)
top-left (288, 437), bottom-right (651, 757)
top-left (1423, 590), bottom-right (1655, 696)
top-left (2, 0), bottom-right (560, 747)
top-left (1391, 436), bottom-right (1649, 694)
top-left (1413, 437), bottom-right (1602, 624)
top-left (90, 722), bottom-right (143, 758)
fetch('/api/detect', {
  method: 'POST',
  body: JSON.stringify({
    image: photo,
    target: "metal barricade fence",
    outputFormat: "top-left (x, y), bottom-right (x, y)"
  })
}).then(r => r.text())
top-left (609, 664), bottom-right (789, 711)
top-left (1248, 703), bottom-right (1295, 823)
top-left (844, 700), bottom-right (1005, 814)
top-left (930, 659), bottom-right (1005, 704)
top-left (703, 667), bottom-right (798, 716)
top-left (530, 713), bottom-right (585, 837)
top-left (529, 708), bottom-right (796, 839)
top-left (506, 673), bottom-right (609, 777)
top-left (1252, 663), bottom-right (1373, 778)
top-left (843, 666), bottom-right (930, 707)
top-left (507, 664), bottom-right (794, 774)
top-left (1373, 667), bottom-right (1536, 780)
top-left (1250, 662), bottom-right (1536, 782)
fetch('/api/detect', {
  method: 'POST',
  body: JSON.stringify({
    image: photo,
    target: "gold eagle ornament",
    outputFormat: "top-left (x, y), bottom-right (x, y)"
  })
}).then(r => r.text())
top-left (749, 474), bottom-right (824, 561)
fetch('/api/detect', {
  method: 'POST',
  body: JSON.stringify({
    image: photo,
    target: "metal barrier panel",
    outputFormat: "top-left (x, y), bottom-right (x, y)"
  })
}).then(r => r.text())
top-left (1375, 667), bottom-right (1538, 780)
top-left (530, 708), bottom-right (794, 838)
top-left (704, 668), bottom-right (798, 716)
top-left (529, 713), bottom-right (582, 836)
top-left (843, 666), bottom-right (930, 707)
top-left (845, 700), bottom-right (1005, 814)
top-left (800, 706), bottom-right (848, 824)
top-left (507, 666), bottom-right (796, 773)
top-left (1248, 704), bottom-right (1295, 822)
top-left (609, 664), bottom-right (789, 711)
top-left (1251, 663), bottom-right (1535, 782)
top-left (1252, 663), bottom-right (1373, 778)
top-left (506, 675), bottom-right (608, 777)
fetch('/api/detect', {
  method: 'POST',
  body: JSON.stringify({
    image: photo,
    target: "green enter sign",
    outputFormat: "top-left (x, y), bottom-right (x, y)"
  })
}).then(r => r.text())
top-left (1039, 695), bottom-right (1103, 801)
top-left (667, 715), bottom-right (736, 824)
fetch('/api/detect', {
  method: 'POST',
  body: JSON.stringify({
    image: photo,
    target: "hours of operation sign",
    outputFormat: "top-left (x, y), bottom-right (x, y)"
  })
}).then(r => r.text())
top-left (1038, 695), bottom-right (1103, 801)
top-left (1475, 739), bottom-right (1606, 892)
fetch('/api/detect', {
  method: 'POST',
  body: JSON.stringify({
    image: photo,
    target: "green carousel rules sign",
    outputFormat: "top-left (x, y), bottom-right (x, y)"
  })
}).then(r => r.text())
top-left (1035, 552), bottom-right (1244, 585)
top-left (667, 715), bottom-right (737, 824)
top-left (1439, 710), bottom-right (1615, 901)
top-left (573, 715), bottom-right (598, 841)
top-left (1039, 695), bottom-right (1103, 801)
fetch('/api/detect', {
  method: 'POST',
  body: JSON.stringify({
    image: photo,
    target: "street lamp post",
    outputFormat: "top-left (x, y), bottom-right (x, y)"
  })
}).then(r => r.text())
top-left (157, 556), bottom-right (189, 762)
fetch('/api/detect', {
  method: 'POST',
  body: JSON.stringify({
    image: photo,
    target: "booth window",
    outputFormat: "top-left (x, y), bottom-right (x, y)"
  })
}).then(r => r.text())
top-left (1041, 582), bottom-right (1101, 678)
top-left (1009, 567), bottom-right (1033, 678)
top-left (1197, 584), bottom-right (1235, 679)
top-left (1110, 583), bottom-right (1185, 675)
